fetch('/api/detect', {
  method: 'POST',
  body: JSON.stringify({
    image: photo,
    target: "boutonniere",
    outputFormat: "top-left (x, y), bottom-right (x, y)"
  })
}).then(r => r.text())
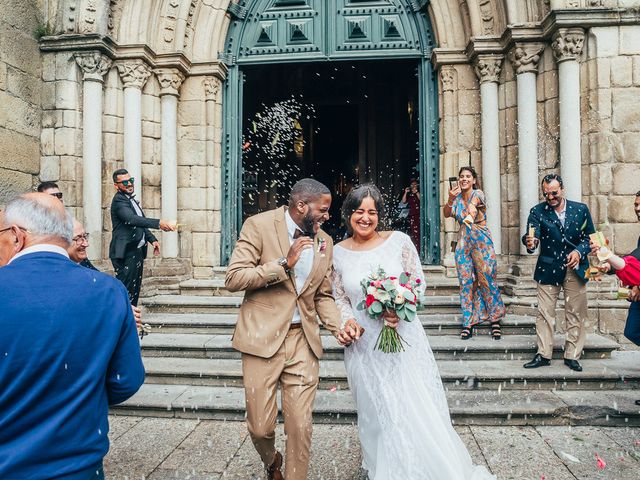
top-left (317, 238), bottom-right (327, 255)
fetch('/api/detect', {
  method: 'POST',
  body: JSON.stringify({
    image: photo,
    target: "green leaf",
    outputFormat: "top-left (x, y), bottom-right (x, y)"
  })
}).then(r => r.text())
top-left (403, 290), bottom-right (415, 302)
top-left (382, 280), bottom-right (394, 291)
top-left (399, 272), bottom-right (409, 284)
top-left (405, 303), bottom-right (416, 312)
top-left (405, 310), bottom-right (415, 322)
top-left (370, 301), bottom-right (383, 314)
top-left (356, 300), bottom-right (366, 311)
top-left (397, 308), bottom-right (406, 320)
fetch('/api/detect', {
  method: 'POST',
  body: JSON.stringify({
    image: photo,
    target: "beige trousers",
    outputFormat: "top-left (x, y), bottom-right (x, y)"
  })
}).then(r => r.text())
top-left (242, 328), bottom-right (319, 480)
top-left (536, 269), bottom-right (588, 360)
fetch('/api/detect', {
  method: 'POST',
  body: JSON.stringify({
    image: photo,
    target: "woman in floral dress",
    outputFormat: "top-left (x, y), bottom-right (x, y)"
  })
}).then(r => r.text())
top-left (443, 166), bottom-right (505, 339)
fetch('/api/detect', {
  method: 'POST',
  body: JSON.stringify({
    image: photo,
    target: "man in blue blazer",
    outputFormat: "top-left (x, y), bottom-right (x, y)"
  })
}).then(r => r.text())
top-left (522, 174), bottom-right (595, 372)
top-left (0, 193), bottom-right (145, 480)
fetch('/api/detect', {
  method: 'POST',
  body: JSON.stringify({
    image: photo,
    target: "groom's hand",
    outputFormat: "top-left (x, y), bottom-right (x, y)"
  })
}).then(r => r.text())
top-left (286, 237), bottom-right (314, 269)
top-left (338, 318), bottom-right (364, 346)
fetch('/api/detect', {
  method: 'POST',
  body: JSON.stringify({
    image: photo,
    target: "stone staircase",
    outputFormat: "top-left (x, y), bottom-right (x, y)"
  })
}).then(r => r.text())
top-left (112, 270), bottom-right (640, 426)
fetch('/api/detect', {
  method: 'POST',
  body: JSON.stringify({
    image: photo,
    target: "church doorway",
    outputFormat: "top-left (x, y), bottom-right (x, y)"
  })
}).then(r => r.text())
top-left (241, 59), bottom-right (420, 244)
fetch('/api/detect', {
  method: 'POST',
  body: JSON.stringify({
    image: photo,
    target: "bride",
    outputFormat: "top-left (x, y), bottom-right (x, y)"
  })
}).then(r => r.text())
top-left (332, 184), bottom-right (495, 480)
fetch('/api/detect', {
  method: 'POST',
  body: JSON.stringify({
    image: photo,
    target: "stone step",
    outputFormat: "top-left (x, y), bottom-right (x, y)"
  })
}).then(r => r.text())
top-left (142, 294), bottom-right (464, 314)
top-left (141, 356), bottom-right (640, 391)
top-left (142, 313), bottom-right (537, 335)
top-left (179, 276), bottom-right (461, 297)
top-left (111, 384), bottom-right (640, 426)
top-left (139, 333), bottom-right (619, 361)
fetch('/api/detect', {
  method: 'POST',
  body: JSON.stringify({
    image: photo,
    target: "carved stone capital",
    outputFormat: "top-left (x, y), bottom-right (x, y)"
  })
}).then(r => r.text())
top-left (474, 55), bottom-right (503, 84)
top-left (155, 68), bottom-right (185, 96)
top-left (552, 28), bottom-right (585, 63)
top-left (74, 52), bottom-right (112, 82)
top-left (116, 60), bottom-right (152, 89)
top-left (441, 67), bottom-right (456, 92)
top-left (508, 43), bottom-right (544, 75)
top-left (203, 77), bottom-right (220, 101)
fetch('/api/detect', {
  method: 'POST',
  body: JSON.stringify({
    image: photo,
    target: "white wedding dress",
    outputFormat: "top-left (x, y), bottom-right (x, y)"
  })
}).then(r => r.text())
top-left (332, 231), bottom-right (495, 480)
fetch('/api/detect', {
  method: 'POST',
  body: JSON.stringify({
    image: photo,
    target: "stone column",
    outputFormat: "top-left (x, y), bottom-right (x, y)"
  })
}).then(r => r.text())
top-left (474, 55), bottom-right (503, 254)
top-left (74, 52), bottom-right (112, 260)
top-left (440, 67), bottom-right (458, 269)
top-left (116, 61), bottom-right (151, 193)
top-left (155, 68), bottom-right (185, 258)
top-left (552, 28), bottom-right (585, 201)
top-left (509, 43), bottom-right (544, 255)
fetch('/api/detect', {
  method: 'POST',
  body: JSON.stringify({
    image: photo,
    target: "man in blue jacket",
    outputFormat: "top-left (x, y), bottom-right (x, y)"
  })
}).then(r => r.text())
top-left (522, 174), bottom-right (595, 372)
top-left (0, 193), bottom-right (145, 480)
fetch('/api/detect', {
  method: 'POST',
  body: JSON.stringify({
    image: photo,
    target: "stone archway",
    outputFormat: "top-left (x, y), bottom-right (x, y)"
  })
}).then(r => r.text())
top-left (220, 0), bottom-right (440, 264)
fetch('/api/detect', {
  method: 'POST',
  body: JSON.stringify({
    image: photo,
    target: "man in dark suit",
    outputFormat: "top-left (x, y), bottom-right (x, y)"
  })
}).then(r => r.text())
top-left (109, 168), bottom-right (175, 306)
top-left (0, 193), bottom-right (144, 479)
top-left (522, 173), bottom-right (595, 372)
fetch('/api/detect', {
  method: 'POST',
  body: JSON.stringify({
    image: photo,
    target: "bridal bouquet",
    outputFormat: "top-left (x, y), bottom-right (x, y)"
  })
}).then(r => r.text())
top-left (356, 267), bottom-right (423, 353)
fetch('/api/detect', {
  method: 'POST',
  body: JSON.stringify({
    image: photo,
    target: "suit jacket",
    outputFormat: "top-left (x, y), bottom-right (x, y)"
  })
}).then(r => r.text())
top-left (0, 252), bottom-right (144, 479)
top-left (109, 190), bottom-right (159, 260)
top-left (521, 200), bottom-right (595, 285)
top-left (225, 206), bottom-right (342, 359)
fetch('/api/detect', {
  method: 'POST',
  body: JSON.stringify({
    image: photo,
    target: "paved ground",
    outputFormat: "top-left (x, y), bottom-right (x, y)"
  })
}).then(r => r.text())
top-left (105, 416), bottom-right (640, 479)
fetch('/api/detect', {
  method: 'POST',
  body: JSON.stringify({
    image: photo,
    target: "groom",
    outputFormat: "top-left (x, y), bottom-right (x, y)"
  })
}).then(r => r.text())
top-left (225, 178), bottom-right (364, 480)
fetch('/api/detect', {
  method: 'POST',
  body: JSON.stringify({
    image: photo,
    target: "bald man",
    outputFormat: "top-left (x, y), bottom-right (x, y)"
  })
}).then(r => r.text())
top-left (0, 193), bottom-right (145, 480)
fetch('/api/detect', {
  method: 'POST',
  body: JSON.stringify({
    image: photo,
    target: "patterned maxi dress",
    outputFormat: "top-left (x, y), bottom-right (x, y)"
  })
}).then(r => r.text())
top-left (451, 189), bottom-right (505, 328)
top-left (332, 232), bottom-right (496, 480)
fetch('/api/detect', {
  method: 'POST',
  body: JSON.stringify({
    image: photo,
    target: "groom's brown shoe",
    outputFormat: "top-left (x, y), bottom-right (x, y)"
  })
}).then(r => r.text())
top-left (266, 451), bottom-right (283, 480)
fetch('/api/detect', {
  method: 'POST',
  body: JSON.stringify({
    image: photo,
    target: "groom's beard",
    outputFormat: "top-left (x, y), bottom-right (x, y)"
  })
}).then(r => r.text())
top-left (301, 212), bottom-right (316, 239)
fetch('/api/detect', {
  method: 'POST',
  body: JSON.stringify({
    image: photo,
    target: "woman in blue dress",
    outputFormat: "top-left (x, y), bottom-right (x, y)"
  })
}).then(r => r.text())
top-left (443, 166), bottom-right (505, 339)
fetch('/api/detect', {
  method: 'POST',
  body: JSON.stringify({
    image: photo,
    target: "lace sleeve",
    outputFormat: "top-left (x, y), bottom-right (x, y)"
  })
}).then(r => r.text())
top-left (401, 234), bottom-right (425, 295)
top-left (331, 265), bottom-right (355, 328)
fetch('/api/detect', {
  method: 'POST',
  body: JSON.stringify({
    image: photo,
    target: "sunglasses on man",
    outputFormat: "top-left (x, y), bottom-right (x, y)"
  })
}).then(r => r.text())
top-left (115, 178), bottom-right (135, 186)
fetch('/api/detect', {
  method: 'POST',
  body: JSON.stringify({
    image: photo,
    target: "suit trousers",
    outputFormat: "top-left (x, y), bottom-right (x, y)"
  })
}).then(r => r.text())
top-left (536, 269), bottom-right (588, 360)
top-left (111, 247), bottom-right (145, 306)
top-left (242, 328), bottom-right (319, 480)
top-left (624, 301), bottom-right (640, 346)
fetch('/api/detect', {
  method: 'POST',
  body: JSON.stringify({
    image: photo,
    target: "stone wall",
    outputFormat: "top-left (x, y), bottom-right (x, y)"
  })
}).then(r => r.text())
top-left (583, 25), bottom-right (640, 255)
top-left (0, 0), bottom-right (43, 204)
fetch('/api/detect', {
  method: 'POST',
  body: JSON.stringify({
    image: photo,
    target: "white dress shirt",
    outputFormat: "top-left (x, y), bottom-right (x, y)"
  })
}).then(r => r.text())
top-left (285, 210), bottom-right (314, 325)
top-left (554, 200), bottom-right (567, 228)
top-left (128, 194), bottom-right (147, 249)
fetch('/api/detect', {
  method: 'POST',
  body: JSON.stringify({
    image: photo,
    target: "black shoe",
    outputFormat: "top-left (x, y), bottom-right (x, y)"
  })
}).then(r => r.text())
top-left (564, 359), bottom-right (583, 372)
top-left (523, 354), bottom-right (551, 369)
top-left (635, 400), bottom-right (640, 406)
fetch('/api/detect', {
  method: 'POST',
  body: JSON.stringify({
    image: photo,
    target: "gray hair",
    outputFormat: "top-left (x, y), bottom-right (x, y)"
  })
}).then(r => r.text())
top-left (4, 195), bottom-right (73, 243)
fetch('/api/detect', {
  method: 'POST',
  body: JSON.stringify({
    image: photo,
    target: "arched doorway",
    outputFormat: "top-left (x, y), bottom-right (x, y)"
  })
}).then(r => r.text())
top-left (221, 0), bottom-right (439, 263)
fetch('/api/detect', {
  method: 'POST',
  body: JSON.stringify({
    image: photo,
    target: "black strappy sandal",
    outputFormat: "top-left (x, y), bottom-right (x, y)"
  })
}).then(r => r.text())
top-left (490, 322), bottom-right (502, 340)
top-left (460, 325), bottom-right (473, 340)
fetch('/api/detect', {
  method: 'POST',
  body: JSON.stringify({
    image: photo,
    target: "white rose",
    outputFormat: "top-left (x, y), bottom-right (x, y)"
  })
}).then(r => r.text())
top-left (367, 286), bottom-right (376, 295)
top-left (377, 291), bottom-right (391, 303)
top-left (394, 293), bottom-right (405, 304)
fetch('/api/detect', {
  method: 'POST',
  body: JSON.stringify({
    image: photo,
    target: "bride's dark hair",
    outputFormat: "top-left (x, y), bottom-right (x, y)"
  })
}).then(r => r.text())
top-left (341, 184), bottom-right (385, 236)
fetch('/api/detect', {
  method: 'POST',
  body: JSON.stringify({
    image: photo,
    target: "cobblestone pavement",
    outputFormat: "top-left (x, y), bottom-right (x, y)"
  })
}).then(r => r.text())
top-left (104, 416), bottom-right (640, 479)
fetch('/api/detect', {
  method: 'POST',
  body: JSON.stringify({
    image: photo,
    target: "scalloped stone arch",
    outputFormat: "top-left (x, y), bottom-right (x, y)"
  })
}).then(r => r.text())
top-left (56, 1), bottom-right (527, 59)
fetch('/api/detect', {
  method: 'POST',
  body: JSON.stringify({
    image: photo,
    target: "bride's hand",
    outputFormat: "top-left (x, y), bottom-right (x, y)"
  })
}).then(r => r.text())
top-left (338, 318), bottom-right (364, 346)
top-left (382, 310), bottom-right (399, 329)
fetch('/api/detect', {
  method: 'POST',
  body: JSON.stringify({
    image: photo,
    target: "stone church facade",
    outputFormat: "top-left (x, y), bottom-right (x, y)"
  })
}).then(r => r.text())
top-left (1, 0), bottom-right (640, 281)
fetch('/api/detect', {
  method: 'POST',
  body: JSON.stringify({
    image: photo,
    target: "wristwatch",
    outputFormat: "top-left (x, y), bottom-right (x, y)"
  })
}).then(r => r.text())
top-left (277, 257), bottom-right (290, 274)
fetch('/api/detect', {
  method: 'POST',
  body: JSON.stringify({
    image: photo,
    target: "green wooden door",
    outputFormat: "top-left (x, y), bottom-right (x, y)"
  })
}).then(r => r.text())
top-left (221, 0), bottom-right (439, 263)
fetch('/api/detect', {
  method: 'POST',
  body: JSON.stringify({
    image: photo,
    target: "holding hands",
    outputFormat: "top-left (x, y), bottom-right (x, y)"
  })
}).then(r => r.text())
top-left (338, 318), bottom-right (365, 346)
top-left (159, 220), bottom-right (177, 232)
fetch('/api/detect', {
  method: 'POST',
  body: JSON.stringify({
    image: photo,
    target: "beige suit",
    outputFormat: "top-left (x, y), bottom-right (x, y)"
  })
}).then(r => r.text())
top-left (225, 206), bottom-right (342, 479)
